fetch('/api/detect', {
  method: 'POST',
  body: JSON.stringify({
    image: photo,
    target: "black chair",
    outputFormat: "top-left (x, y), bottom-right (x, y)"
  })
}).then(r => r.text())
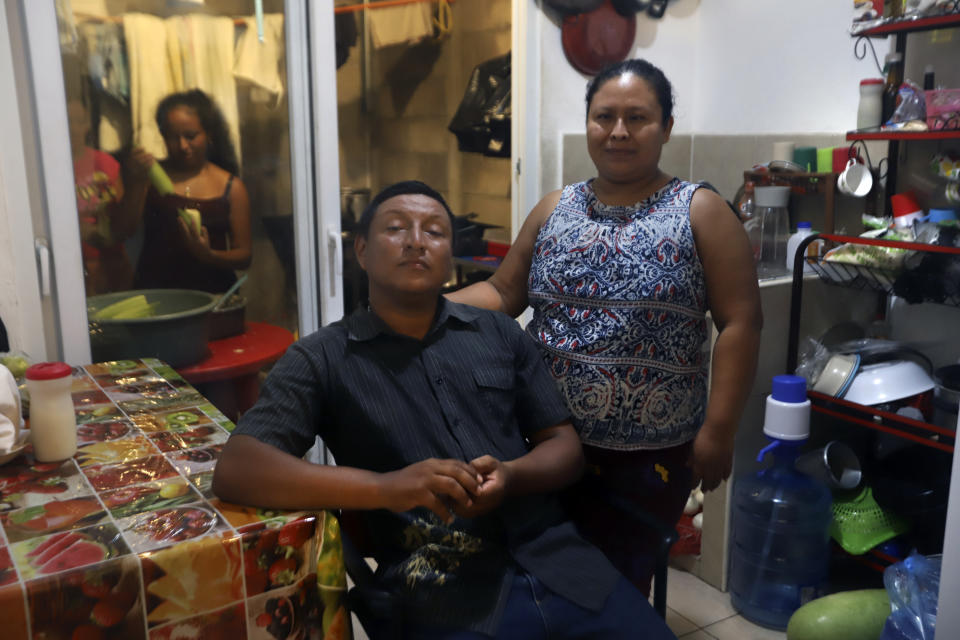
top-left (339, 511), bottom-right (403, 640)
top-left (586, 484), bottom-right (679, 619)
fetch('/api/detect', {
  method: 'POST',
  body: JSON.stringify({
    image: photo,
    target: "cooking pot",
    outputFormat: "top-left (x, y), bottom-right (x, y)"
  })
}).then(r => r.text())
top-left (543, 0), bottom-right (605, 14)
top-left (561, 0), bottom-right (636, 76)
top-left (870, 445), bottom-right (950, 553)
top-left (933, 364), bottom-right (960, 430)
top-left (209, 295), bottom-right (247, 341)
top-left (88, 289), bottom-right (217, 368)
top-left (453, 213), bottom-right (501, 257)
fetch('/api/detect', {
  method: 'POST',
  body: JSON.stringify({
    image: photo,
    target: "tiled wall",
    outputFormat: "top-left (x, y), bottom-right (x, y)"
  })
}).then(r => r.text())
top-left (562, 133), bottom-right (890, 236)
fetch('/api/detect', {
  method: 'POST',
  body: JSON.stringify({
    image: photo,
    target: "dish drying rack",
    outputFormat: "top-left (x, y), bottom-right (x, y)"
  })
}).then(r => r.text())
top-left (785, 232), bottom-right (960, 455)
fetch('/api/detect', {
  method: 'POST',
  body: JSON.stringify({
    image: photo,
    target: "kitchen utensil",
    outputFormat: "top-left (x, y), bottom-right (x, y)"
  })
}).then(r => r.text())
top-left (213, 273), bottom-right (248, 312)
top-left (871, 446), bottom-right (950, 517)
top-left (453, 214), bottom-right (501, 257)
top-left (754, 186), bottom-right (791, 279)
top-left (836, 159), bottom-right (873, 197)
top-left (816, 147), bottom-right (834, 173)
top-left (811, 353), bottom-right (860, 398)
top-left (209, 275), bottom-right (249, 340)
top-left (87, 289), bottom-right (217, 368)
top-left (832, 146), bottom-right (856, 172)
top-left (843, 360), bottom-right (936, 406)
top-left (795, 441), bottom-right (863, 490)
top-left (543, 0), bottom-right (605, 13)
top-left (209, 296), bottom-right (247, 341)
top-left (832, 339), bottom-right (932, 370)
top-left (932, 364), bottom-right (960, 430)
top-left (772, 141), bottom-right (795, 162)
top-left (0, 435), bottom-right (28, 466)
top-left (830, 486), bottom-right (910, 555)
top-left (923, 208), bottom-right (958, 223)
top-left (561, 0), bottom-right (636, 76)
top-left (611, 0), bottom-right (648, 15)
top-left (870, 445), bottom-right (950, 553)
top-left (768, 159), bottom-right (805, 173)
top-left (890, 192), bottom-right (923, 227)
top-left (647, 0), bottom-right (668, 18)
top-left (793, 146), bottom-right (817, 172)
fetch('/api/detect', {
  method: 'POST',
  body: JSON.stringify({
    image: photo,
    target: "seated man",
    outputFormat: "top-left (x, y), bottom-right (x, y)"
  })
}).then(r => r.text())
top-left (213, 181), bottom-right (675, 640)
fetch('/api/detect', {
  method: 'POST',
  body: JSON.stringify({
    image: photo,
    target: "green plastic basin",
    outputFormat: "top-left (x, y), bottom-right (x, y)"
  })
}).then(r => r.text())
top-left (87, 289), bottom-right (218, 368)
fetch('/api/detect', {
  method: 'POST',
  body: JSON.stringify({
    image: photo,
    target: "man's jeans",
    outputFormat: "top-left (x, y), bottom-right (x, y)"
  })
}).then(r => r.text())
top-left (400, 572), bottom-right (677, 639)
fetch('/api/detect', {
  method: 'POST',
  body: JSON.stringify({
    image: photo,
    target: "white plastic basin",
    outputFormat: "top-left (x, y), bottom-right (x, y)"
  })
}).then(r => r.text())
top-left (843, 360), bottom-right (935, 406)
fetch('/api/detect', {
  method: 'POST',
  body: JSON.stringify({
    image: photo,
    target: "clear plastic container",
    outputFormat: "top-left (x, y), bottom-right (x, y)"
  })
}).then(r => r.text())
top-left (755, 186), bottom-right (791, 279)
top-left (728, 377), bottom-right (833, 630)
top-left (24, 362), bottom-right (77, 462)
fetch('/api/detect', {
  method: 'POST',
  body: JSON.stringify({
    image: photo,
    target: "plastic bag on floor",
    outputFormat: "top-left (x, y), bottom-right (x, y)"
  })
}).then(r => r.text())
top-left (879, 552), bottom-right (941, 640)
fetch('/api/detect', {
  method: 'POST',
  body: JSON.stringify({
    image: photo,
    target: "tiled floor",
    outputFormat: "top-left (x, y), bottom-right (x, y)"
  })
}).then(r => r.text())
top-left (350, 567), bottom-right (787, 639)
top-left (665, 568), bottom-right (786, 640)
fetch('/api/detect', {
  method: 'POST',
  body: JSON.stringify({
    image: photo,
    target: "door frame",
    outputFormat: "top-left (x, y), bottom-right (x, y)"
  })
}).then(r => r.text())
top-left (511, 0), bottom-right (542, 243)
top-left (0, 3), bottom-right (49, 361)
top-left (20, 0), bottom-right (88, 363)
top-left (289, 0), bottom-right (344, 333)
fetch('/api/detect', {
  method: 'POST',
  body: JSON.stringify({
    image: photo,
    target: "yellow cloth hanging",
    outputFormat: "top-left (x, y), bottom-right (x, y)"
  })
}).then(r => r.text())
top-left (433, 0), bottom-right (453, 39)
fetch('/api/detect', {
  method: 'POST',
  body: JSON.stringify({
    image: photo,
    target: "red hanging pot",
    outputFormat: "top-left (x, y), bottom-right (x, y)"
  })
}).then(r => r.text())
top-left (561, 0), bottom-right (637, 76)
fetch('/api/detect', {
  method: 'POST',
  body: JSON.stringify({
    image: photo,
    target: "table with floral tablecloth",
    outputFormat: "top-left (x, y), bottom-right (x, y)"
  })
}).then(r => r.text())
top-left (0, 358), bottom-right (349, 640)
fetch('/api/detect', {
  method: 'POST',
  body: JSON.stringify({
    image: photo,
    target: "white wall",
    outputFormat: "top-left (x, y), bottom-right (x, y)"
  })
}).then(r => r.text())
top-left (537, 0), bottom-right (885, 192)
top-left (694, 1), bottom-right (884, 133)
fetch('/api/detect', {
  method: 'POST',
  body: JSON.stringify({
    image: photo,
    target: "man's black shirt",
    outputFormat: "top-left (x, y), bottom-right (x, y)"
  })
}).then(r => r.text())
top-left (233, 299), bottom-right (619, 634)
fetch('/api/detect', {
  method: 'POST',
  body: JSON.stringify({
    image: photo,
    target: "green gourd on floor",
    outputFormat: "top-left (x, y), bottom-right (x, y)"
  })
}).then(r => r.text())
top-left (786, 589), bottom-right (890, 640)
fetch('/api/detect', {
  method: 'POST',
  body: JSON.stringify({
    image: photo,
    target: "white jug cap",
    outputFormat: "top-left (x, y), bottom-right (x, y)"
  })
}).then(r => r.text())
top-left (755, 186), bottom-right (791, 207)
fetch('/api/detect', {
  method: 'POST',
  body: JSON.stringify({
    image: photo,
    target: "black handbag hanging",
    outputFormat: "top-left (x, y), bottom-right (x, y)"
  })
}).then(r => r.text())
top-left (448, 53), bottom-right (511, 158)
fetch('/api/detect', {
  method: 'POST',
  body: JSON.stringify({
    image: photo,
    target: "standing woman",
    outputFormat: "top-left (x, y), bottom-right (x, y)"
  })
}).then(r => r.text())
top-left (448, 59), bottom-right (762, 595)
top-left (132, 89), bottom-right (251, 293)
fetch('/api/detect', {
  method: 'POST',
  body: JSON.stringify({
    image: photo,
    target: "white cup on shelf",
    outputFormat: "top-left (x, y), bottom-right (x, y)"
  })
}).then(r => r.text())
top-left (836, 159), bottom-right (873, 197)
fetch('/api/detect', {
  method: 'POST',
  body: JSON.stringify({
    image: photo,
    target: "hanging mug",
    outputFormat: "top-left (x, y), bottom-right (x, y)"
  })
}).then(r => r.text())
top-left (836, 159), bottom-right (873, 197)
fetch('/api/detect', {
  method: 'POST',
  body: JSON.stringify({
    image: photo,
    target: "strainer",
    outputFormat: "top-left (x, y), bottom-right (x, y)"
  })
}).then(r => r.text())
top-left (830, 486), bottom-right (911, 555)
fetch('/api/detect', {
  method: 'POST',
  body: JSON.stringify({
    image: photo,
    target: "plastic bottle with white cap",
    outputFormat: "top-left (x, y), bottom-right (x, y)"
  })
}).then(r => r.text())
top-left (24, 362), bottom-right (77, 462)
top-left (786, 222), bottom-right (818, 274)
top-left (728, 375), bottom-right (833, 630)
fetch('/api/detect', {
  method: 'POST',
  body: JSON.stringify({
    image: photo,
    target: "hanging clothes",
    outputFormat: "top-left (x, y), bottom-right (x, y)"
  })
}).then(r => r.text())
top-left (234, 14), bottom-right (285, 103)
top-left (123, 13), bottom-right (178, 159)
top-left (368, 2), bottom-right (433, 49)
top-left (168, 15), bottom-right (242, 164)
top-left (77, 20), bottom-right (129, 105)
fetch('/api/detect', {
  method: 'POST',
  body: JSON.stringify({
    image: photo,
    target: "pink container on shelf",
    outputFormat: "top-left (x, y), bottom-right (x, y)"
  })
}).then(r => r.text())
top-left (925, 89), bottom-right (960, 131)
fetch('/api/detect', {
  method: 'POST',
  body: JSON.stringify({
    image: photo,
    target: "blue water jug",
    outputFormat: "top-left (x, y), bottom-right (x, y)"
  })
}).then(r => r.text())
top-left (728, 375), bottom-right (833, 630)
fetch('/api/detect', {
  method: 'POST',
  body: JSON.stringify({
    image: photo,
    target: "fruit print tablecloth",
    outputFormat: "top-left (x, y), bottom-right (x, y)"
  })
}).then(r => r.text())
top-left (0, 358), bottom-right (349, 640)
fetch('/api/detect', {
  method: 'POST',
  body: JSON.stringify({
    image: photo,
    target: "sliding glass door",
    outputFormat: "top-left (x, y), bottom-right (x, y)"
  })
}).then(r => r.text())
top-left (17, 0), bottom-right (342, 364)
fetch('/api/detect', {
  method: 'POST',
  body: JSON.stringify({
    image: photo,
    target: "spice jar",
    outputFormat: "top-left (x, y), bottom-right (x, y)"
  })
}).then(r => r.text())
top-left (25, 362), bottom-right (77, 461)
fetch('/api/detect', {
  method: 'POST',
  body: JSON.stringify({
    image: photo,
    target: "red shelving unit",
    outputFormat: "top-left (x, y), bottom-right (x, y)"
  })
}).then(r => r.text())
top-left (851, 12), bottom-right (960, 37)
top-left (785, 234), bottom-right (960, 453)
top-left (846, 129), bottom-right (960, 141)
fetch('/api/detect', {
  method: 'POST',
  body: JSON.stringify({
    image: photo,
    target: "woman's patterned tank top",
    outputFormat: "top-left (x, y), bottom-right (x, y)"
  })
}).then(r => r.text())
top-left (526, 178), bottom-right (709, 450)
